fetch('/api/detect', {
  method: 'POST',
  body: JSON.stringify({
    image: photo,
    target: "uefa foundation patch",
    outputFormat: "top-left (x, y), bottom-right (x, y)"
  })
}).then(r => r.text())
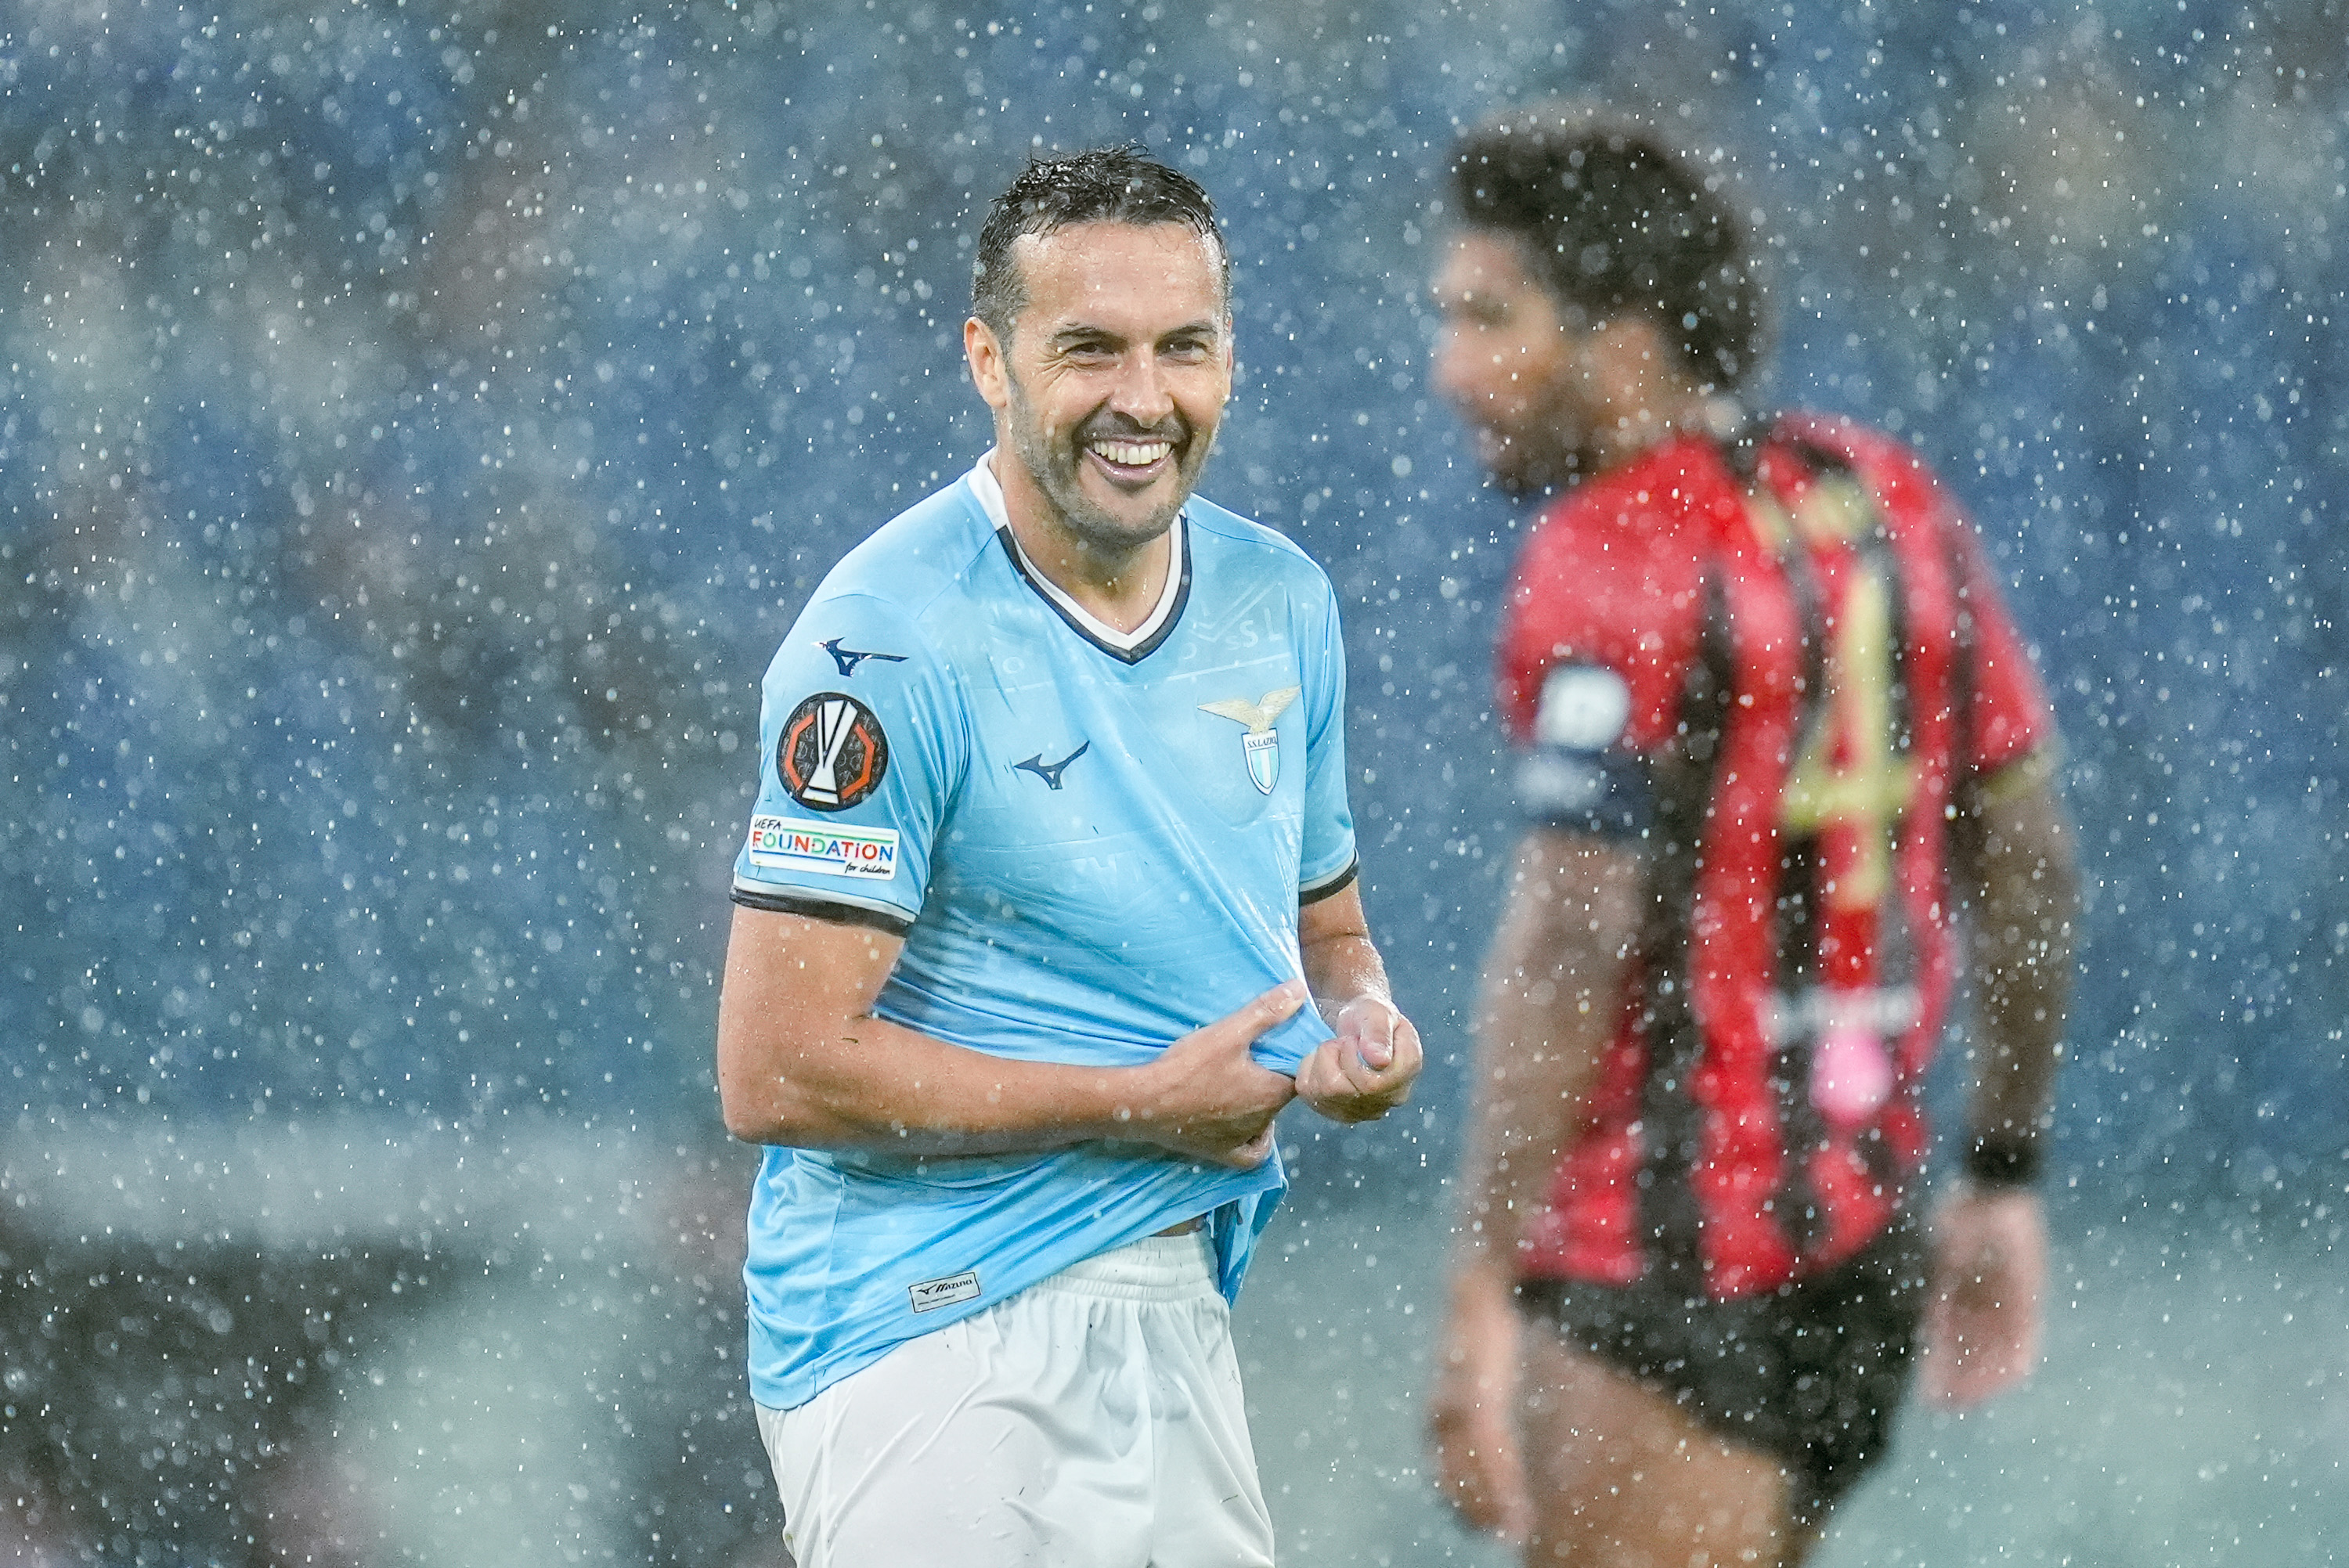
top-left (745, 816), bottom-right (900, 880)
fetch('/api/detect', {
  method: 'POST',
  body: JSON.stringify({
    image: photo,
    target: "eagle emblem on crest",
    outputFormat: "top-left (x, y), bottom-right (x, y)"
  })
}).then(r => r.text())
top-left (1199, 686), bottom-right (1301, 795)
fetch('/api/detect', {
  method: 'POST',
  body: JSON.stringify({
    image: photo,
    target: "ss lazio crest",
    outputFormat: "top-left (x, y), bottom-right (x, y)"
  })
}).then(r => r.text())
top-left (1198, 686), bottom-right (1301, 795)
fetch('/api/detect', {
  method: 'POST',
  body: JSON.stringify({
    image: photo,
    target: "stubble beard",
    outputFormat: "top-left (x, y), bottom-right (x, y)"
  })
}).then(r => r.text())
top-left (1485, 431), bottom-right (1603, 500)
top-left (1480, 387), bottom-right (1607, 500)
top-left (1003, 377), bottom-right (1214, 555)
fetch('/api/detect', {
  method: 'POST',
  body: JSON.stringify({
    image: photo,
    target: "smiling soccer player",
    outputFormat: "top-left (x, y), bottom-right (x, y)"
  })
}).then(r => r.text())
top-left (715, 146), bottom-right (1422, 1568)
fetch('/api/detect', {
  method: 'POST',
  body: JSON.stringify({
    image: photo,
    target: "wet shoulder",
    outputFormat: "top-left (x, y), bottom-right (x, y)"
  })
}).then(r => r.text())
top-left (1545, 436), bottom-right (1733, 537)
top-left (803, 478), bottom-right (1002, 632)
top-left (1777, 412), bottom-right (1955, 528)
top-left (1516, 442), bottom-right (1721, 626)
top-left (1182, 494), bottom-right (1333, 598)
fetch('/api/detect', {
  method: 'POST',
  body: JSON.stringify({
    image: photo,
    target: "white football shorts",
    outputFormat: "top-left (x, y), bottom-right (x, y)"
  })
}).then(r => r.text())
top-left (756, 1228), bottom-right (1276, 1567)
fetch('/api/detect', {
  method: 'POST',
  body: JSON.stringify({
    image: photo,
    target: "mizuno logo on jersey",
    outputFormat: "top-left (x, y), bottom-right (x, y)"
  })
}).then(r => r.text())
top-left (818, 637), bottom-right (909, 677)
top-left (1199, 686), bottom-right (1300, 795)
top-left (745, 816), bottom-right (900, 880)
top-left (1012, 741), bottom-right (1090, 791)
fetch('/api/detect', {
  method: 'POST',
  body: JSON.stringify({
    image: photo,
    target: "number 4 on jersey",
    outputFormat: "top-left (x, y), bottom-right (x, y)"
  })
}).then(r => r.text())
top-left (1779, 557), bottom-right (1914, 909)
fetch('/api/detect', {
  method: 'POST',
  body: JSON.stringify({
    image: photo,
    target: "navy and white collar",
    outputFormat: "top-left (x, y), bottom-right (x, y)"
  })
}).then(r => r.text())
top-left (969, 450), bottom-right (1191, 665)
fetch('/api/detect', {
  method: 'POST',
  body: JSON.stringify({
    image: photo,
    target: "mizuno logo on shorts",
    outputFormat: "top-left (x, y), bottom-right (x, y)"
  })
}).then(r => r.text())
top-left (907, 1270), bottom-right (981, 1313)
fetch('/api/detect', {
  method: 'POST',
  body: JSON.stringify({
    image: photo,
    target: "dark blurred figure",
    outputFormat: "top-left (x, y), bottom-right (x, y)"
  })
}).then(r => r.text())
top-left (0, 1222), bottom-right (420, 1567)
top-left (1422, 103), bottom-right (2079, 1566)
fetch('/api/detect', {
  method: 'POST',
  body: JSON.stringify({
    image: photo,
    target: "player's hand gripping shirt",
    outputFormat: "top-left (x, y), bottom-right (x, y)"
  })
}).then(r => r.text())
top-left (1496, 417), bottom-right (2055, 1299)
top-left (731, 456), bottom-right (1358, 1409)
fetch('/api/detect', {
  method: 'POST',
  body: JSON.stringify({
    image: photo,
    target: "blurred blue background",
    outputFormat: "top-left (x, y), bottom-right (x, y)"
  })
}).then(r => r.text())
top-left (2, 1), bottom-right (2343, 1563)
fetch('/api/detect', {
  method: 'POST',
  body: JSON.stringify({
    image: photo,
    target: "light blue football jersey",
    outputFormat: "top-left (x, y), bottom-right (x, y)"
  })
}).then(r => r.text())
top-left (730, 455), bottom-right (1359, 1410)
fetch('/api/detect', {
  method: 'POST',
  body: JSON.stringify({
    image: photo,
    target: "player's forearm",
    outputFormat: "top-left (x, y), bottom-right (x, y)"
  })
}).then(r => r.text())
top-left (1298, 882), bottom-right (1393, 1013)
top-left (1960, 780), bottom-right (2078, 1152)
top-left (1442, 1250), bottom-right (1523, 1340)
top-left (1456, 973), bottom-right (1593, 1265)
top-left (1451, 832), bottom-right (1637, 1270)
top-left (1434, 1249), bottom-right (1523, 1393)
top-left (716, 904), bottom-right (1153, 1155)
top-left (1292, 883), bottom-right (1424, 1124)
top-left (719, 1006), bottom-right (1143, 1155)
top-left (1303, 936), bottom-right (1390, 1019)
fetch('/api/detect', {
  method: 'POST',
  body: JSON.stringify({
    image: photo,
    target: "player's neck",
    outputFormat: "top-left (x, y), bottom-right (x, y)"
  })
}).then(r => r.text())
top-left (990, 456), bottom-right (1173, 634)
top-left (1593, 380), bottom-right (1716, 472)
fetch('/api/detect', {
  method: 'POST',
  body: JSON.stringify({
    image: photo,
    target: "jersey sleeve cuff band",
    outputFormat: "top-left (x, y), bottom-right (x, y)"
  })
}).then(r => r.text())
top-left (1299, 859), bottom-right (1359, 905)
top-left (731, 886), bottom-right (915, 937)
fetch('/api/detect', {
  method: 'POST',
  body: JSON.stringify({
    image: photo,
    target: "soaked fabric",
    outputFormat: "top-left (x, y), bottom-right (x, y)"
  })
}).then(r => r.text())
top-left (757, 1231), bottom-right (1273, 1568)
top-left (1497, 417), bottom-right (2055, 1296)
top-left (731, 454), bottom-right (1359, 1411)
top-left (1517, 1209), bottom-right (1929, 1527)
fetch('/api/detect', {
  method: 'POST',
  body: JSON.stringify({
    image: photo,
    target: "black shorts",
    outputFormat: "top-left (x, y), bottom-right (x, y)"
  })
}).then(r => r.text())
top-left (1514, 1213), bottom-right (1928, 1528)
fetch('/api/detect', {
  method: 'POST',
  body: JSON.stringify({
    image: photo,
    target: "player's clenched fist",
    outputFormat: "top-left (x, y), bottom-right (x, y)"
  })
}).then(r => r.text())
top-left (1295, 994), bottom-right (1422, 1123)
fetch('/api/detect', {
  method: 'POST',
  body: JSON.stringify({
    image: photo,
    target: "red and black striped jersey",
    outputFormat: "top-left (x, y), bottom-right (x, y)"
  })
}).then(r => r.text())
top-left (1496, 416), bottom-right (2055, 1299)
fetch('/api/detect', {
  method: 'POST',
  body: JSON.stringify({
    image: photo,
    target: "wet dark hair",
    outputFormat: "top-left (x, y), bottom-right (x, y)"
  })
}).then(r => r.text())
top-left (1450, 103), bottom-right (1763, 391)
top-left (971, 145), bottom-right (1229, 338)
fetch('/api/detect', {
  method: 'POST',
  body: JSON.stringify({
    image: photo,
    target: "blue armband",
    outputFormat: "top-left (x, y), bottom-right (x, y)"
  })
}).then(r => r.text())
top-left (1518, 664), bottom-right (1652, 840)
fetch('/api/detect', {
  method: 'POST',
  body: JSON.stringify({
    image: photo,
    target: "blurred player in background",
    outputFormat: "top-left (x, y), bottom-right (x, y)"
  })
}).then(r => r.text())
top-left (715, 146), bottom-right (1420, 1567)
top-left (1423, 103), bottom-right (2077, 1565)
